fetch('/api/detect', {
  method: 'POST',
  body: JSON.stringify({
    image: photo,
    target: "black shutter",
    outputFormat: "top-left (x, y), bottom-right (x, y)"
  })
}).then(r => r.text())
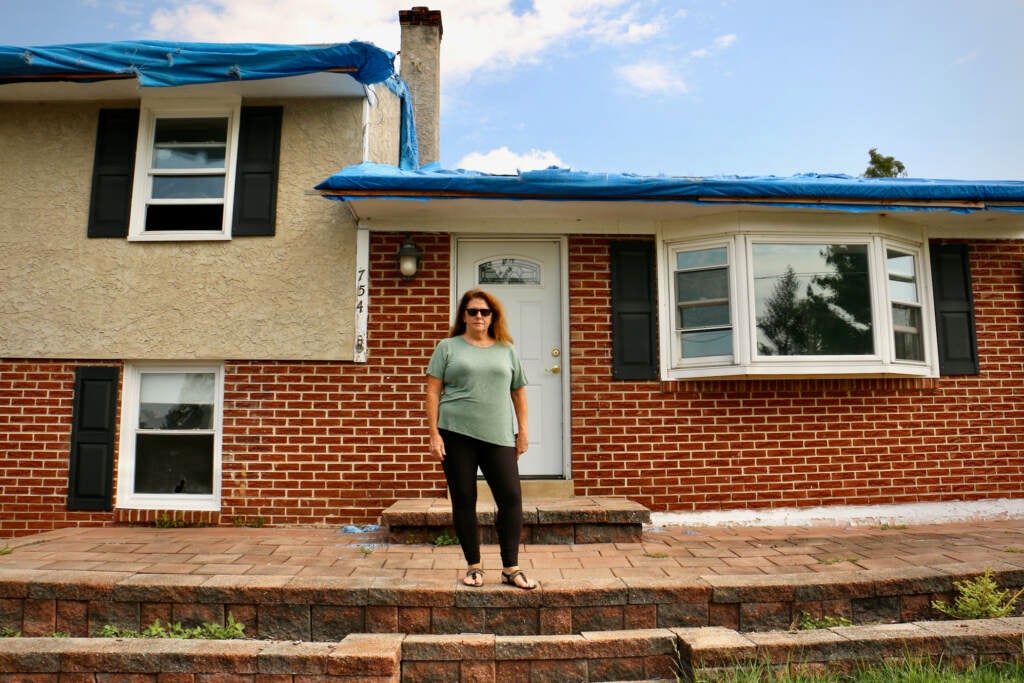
top-left (87, 109), bottom-right (139, 238)
top-left (232, 106), bottom-right (282, 237)
top-left (67, 367), bottom-right (119, 511)
top-left (930, 242), bottom-right (979, 376)
top-left (610, 240), bottom-right (659, 380)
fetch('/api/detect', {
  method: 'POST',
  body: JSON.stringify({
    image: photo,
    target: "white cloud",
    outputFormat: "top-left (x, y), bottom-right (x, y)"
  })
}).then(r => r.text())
top-left (456, 147), bottom-right (566, 174)
top-left (615, 61), bottom-right (687, 95)
top-left (714, 33), bottom-right (737, 50)
top-left (691, 33), bottom-right (737, 59)
top-left (587, 7), bottom-right (665, 45)
top-left (145, 0), bottom-right (664, 81)
top-left (953, 50), bottom-right (978, 65)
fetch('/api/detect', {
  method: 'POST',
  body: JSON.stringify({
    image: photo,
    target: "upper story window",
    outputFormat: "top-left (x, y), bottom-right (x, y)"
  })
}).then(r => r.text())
top-left (663, 215), bottom-right (934, 379)
top-left (130, 100), bottom-right (240, 240)
top-left (87, 103), bottom-right (282, 241)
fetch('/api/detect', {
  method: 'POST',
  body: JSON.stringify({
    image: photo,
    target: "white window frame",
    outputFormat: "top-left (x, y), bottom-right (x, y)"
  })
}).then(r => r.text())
top-left (885, 242), bottom-right (927, 363)
top-left (660, 215), bottom-right (937, 380)
top-left (128, 97), bottom-right (241, 242)
top-left (669, 238), bottom-right (736, 368)
top-left (117, 362), bottom-right (224, 511)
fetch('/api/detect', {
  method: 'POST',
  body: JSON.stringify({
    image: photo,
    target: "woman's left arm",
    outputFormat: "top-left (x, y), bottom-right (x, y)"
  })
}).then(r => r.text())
top-left (511, 386), bottom-right (529, 458)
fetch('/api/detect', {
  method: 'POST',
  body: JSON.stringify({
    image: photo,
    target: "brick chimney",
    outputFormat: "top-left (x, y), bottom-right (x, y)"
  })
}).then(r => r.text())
top-left (399, 6), bottom-right (442, 166)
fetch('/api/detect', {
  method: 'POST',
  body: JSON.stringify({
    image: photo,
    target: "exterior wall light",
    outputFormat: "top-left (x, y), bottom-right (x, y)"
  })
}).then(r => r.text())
top-left (395, 237), bottom-right (422, 280)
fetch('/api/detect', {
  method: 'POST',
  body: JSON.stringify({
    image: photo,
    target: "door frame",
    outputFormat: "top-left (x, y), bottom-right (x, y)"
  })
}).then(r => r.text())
top-left (453, 235), bottom-right (572, 479)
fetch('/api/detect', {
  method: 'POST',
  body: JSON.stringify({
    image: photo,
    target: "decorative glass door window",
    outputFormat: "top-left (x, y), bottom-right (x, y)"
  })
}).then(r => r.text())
top-left (478, 258), bottom-right (541, 285)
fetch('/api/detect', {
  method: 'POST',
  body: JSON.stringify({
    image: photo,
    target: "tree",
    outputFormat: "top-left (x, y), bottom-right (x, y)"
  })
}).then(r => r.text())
top-left (864, 148), bottom-right (907, 178)
top-left (757, 266), bottom-right (812, 355)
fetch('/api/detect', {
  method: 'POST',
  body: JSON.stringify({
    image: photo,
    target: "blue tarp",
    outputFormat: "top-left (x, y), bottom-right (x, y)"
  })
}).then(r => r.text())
top-left (0, 41), bottom-right (419, 168)
top-left (317, 162), bottom-right (1024, 214)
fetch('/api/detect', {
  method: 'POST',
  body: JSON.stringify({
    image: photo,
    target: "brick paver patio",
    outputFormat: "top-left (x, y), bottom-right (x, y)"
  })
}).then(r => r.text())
top-left (3, 518), bottom-right (1023, 584)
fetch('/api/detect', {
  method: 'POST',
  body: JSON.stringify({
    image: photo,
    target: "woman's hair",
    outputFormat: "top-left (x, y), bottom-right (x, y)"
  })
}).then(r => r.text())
top-left (449, 288), bottom-right (514, 344)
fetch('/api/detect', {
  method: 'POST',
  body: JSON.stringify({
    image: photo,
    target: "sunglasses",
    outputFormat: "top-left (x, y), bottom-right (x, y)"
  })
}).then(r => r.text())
top-left (465, 308), bottom-right (493, 317)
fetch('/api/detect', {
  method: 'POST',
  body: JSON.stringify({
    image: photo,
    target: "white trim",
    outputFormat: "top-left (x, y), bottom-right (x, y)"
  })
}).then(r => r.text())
top-left (128, 97), bottom-right (241, 242)
top-left (660, 215), bottom-right (937, 380)
top-left (117, 362), bottom-right (224, 511)
top-left (649, 498), bottom-right (1024, 528)
top-left (353, 227), bottom-right (370, 362)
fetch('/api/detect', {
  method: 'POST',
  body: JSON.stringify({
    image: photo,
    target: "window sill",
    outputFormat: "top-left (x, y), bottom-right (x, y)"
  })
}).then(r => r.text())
top-left (128, 232), bottom-right (231, 242)
top-left (118, 496), bottom-right (220, 512)
top-left (661, 374), bottom-right (940, 394)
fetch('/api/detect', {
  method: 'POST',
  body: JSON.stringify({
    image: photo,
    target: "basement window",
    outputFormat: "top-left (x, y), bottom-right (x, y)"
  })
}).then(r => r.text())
top-left (117, 363), bottom-right (223, 510)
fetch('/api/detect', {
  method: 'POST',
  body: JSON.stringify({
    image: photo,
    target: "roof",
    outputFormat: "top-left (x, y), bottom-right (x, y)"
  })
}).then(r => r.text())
top-left (317, 162), bottom-right (1024, 215)
top-left (0, 40), bottom-right (396, 88)
top-left (0, 41), bottom-right (419, 168)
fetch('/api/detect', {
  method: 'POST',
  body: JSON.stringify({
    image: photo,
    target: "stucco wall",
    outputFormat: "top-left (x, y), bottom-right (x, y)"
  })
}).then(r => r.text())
top-left (366, 85), bottom-right (402, 166)
top-left (0, 97), bottom-right (367, 361)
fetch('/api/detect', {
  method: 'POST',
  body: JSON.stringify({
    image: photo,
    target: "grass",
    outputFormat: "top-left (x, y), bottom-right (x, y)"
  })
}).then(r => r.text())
top-left (796, 611), bottom-right (852, 630)
top-left (690, 658), bottom-right (1024, 682)
top-left (99, 613), bottom-right (246, 640)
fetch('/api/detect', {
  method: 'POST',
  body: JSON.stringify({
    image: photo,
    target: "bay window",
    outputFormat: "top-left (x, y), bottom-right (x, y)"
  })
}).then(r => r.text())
top-left (664, 216), bottom-right (934, 378)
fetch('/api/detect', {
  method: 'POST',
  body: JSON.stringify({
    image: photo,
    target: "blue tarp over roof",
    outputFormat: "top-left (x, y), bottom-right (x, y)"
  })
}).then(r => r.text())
top-left (0, 41), bottom-right (419, 168)
top-left (317, 162), bottom-right (1024, 214)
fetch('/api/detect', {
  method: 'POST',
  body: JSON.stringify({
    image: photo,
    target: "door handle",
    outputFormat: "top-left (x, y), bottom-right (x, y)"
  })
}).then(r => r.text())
top-left (546, 365), bottom-right (561, 374)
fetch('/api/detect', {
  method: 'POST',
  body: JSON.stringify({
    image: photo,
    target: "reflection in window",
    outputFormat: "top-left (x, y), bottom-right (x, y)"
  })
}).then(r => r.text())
top-left (478, 258), bottom-right (541, 285)
top-left (135, 372), bottom-right (216, 494)
top-left (675, 246), bottom-right (732, 358)
top-left (753, 243), bottom-right (873, 356)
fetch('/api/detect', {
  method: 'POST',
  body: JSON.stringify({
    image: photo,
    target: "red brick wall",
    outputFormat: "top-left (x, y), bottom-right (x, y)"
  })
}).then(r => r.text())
top-left (2, 233), bottom-right (1023, 536)
top-left (569, 236), bottom-right (1024, 511)
top-left (0, 361), bottom-right (122, 535)
top-left (218, 232), bottom-right (452, 527)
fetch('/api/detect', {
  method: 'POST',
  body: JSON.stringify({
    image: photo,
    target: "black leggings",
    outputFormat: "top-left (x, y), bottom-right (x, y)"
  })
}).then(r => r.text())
top-left (440, 429), bottom-right (523, 568)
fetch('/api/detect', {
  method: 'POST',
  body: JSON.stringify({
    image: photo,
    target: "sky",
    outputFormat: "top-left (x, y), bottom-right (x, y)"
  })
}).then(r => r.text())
top-left (2, 0), bottom-right (1023, 180)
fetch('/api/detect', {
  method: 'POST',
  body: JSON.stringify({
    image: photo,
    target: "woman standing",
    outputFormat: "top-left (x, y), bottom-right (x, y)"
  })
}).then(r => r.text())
top-left (425, 289), bottom-right (536, 590)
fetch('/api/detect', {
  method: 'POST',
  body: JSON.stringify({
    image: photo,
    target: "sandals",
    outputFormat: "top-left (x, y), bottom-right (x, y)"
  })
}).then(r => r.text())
top-left (501, 569), bottom-right (537, 590)
top-left (463, 568), bottom-right (484, 587)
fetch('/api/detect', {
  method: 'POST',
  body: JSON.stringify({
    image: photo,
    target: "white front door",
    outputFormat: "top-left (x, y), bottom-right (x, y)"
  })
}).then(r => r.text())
top-left (457, 239), bottom-right (566, 477)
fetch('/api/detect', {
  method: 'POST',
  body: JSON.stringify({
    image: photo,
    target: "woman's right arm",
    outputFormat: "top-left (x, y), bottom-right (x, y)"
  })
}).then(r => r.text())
top-left (425, 375), bottom-right (446, 461)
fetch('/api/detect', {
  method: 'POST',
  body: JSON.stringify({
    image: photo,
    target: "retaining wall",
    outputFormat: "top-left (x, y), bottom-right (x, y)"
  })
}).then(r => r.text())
top-left (2, 620), bottom-right (1023, 682)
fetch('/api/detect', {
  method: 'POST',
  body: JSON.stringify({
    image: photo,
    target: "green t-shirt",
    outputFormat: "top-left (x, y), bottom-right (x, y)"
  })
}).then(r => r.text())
top-left (426, 336), bottom-right (528, 447)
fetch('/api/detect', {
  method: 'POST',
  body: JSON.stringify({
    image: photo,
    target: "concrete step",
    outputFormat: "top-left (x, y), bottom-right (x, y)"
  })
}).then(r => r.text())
top-left (382, 495), bottom-right (651, 545)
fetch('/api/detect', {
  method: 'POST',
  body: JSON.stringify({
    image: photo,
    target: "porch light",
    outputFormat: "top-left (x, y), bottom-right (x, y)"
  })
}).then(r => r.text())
top-left (395, 237), bottom-right (422, 280)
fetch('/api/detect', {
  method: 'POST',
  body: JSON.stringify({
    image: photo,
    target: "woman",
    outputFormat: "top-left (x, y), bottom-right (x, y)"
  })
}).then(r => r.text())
top-left (425, 289), bottom-right (536, 590)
